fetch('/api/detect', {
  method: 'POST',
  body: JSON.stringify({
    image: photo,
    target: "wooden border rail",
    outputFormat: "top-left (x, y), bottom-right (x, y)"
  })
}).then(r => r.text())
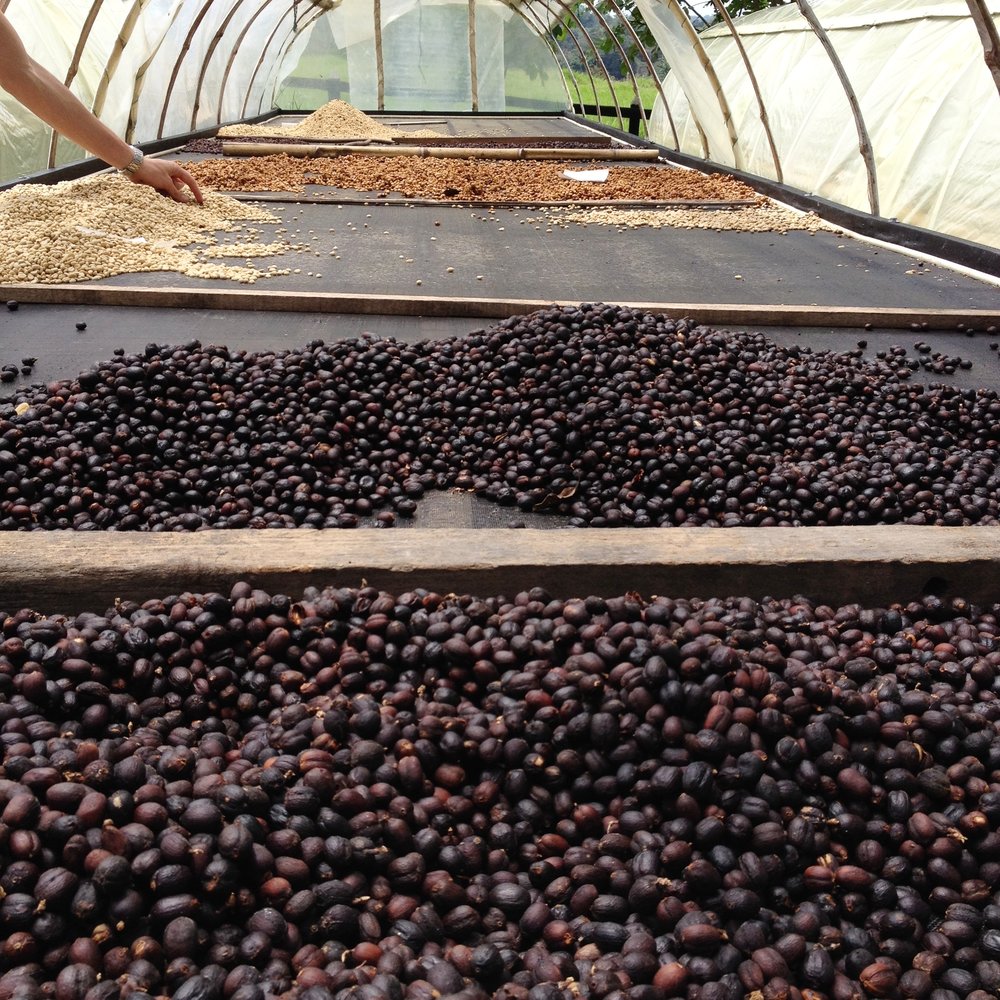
top-left (0, 285), bottom-right (996, 329)
top-left (2, 527), bottom-right (999, 615)
top-left (220, 141), bottom-right (662, 161)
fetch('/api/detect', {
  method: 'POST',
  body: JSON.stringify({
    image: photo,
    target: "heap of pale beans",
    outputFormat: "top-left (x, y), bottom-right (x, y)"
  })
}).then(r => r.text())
top-left (0, 176), bottom-right (292, 285)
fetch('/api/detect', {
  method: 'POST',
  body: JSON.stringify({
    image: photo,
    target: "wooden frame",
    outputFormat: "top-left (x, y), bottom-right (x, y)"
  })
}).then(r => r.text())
top-left (599, 0), bottom-right (679, 147)
top-left (374, 0), bottom-right (384, 110)
top-left (92, 0), bottom-right (151, 125)
top-left (190, 0), bottom-right (256, 129)
top-left (158, 0), bottom-right (223, 138)
top-left (514, 2), bottom-right (590, 114)
top-left (0, 283), bottom-right (994, 330)
top-left (657, 0), bottom-right (738, 166)
top-left (5, 527), bottom-right (1000, 615)
top-left (218, 0), bottom-right (283, 119)
top-left (468, 0), bottom-right (478, 113)
top-left (126, 0), bottom-right (188, 141)
top-left (534, 0), bottom-right (623, 129)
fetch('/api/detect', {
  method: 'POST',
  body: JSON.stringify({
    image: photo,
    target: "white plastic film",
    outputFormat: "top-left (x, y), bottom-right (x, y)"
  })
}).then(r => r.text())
top-left (636, 0), bottom-right (736, 165)
top-left (650, 0), bottom-right (1000, 248)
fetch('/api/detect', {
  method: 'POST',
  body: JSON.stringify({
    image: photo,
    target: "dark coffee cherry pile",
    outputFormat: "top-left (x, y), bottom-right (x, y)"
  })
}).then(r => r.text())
top-left (3, 584), bottom-right (1000, 1000)
top-left (3, 303), bottom-right (1000, 531)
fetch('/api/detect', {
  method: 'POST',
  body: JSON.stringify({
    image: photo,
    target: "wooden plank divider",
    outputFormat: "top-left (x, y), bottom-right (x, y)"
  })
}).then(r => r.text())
top-left (227, 194), bottom-right (761, 209)
top-left (220, 141), bottom-right (662, 161)
top-left (0, 284), bottom-right (996, 329)
top-left (2, 527), bottom-right (999, 615)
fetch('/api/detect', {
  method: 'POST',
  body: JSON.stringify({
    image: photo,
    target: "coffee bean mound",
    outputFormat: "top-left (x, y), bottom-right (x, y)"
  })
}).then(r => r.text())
top-left (2, 303), bottom-right (999, 531)
top-left (2, 585), bottom-right (1000, 1000)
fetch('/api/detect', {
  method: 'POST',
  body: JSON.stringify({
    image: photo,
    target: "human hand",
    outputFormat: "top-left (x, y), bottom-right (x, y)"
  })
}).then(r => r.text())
top-left (129, 156), bottom-right (204, 205)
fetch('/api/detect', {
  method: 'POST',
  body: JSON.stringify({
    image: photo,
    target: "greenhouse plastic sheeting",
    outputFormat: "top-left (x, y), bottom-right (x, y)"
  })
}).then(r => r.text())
top-left (634, 0), bottom-right (736, 167)
top-left (1, 0), bottom-right (553, 180)
top-left (649, 0), bottom-right (1000, 249)
top-left (1, 0), bottom-right (175, 178)
top-left (330, 0), bottom-right (511, 111)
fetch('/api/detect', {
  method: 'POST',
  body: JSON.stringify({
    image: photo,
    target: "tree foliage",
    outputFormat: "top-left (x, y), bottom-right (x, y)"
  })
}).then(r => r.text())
top-left (722, 0), bottom-right (793, 18)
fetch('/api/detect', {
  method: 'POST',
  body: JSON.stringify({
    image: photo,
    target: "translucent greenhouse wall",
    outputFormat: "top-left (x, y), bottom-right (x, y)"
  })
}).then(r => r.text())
top-left (647, 0), bottom-right (1000, 250)
top-left (329, 0), bottom-right (511, 110)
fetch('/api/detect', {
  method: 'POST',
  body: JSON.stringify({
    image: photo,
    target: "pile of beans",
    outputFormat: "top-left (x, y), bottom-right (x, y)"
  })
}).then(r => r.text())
top-left (216, 101), bottom-right (442, 142)
top-left (2, 583), bottom-right (1000, 1000)
top-left (182, 156), bottom-right (759, 203)
top-left (546, 204), bottom-right (831, 235)
top-left (2, 304), bottom-right (1000, 532)
top-left (0, 176), bottom-right (289, 285)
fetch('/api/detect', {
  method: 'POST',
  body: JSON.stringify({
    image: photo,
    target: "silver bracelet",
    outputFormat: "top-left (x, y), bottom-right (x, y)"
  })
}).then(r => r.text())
top-left (119, 145), bottom-right (145, 176)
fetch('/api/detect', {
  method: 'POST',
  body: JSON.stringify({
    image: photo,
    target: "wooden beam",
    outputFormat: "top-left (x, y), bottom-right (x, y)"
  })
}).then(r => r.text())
top-left (598, 0), bottom-right (677, 145)
top-left (793, 0), bottom-right (879, 216)
top-left (374, 0), bottom-right (384, 112)
top-left (966, 0), bottom-right (1000, 98)
top-left (219, 140), bottom-right (661, 159)
top-left (709, 0), bottom-right (783, 182)
top-left (230, 194), bottom-right (759, 208)
top-left (190, 0), bottom-right (255, 130)
top-left (2, 527), bottom-right (999, 615)
top-left (468, 0), bottom-right (478, 113)
top-left (0, 283), bottom-right (995, 329)
top-left (158, 0), bottom-right (222, 139)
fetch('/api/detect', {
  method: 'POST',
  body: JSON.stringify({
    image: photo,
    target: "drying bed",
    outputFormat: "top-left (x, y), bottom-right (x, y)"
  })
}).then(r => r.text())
top-left (4, 112), bottom-right (1000, 1000)
top-left (2, 580), bottom-right (1000, 1000)
top-left (8, 302), bottom-right (1000, 530)
top-left (3, 200), bottom-right (997, 310)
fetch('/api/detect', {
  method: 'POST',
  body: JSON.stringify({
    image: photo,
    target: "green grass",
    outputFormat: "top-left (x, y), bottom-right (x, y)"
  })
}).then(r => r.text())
top-left (561, 72), bottom-right (659, 137)
top-left (275, 51), bottom-right (348, 110)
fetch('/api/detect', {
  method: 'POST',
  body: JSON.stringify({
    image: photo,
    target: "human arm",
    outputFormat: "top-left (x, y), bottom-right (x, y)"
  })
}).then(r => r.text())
top-left (0, 13), bottom-right (202, 204)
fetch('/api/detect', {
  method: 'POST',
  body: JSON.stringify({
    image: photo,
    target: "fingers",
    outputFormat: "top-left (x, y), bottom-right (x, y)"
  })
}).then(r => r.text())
top-left (174, 165), bottom-right (204, 205)
top-left (130, 157), bottom-right (204, 205)
top-left (160, 165), bottom-right (200, 205)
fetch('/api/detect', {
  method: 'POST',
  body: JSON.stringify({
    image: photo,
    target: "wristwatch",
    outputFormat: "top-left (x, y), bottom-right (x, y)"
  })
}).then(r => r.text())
top-left (119, 145), bottom-right (145, 175)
